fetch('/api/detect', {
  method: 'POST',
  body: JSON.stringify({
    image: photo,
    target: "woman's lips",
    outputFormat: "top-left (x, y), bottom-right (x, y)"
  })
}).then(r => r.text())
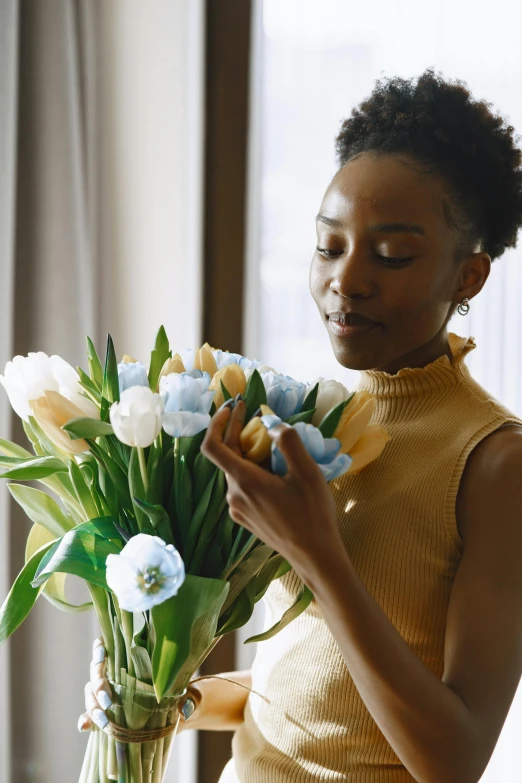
top-left (327, 316), bottom-right (379, 338)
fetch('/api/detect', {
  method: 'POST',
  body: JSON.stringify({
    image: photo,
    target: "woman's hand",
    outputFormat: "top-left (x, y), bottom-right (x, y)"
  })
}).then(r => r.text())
top-left (200, 397), bottom-right (343, 573)
top-left (77, 638), bottom-right (202, 733)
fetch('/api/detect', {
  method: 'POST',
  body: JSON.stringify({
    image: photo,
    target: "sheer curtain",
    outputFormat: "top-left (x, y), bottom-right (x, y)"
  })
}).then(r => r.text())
top-left (240, 0), bottom-right (522, 779)
top-left (0, 1), bottom-right (203, 780)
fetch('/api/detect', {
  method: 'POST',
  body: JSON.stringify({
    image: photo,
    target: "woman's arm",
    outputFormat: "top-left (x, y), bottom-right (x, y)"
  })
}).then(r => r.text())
top-left (186, 669), bottom-right (252, 732)
top-left (294, 428), bottom-right (522, 783)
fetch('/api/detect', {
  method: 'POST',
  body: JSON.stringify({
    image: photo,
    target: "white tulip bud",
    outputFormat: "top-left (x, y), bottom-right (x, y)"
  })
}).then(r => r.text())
top-left (109, 386), bottom-right (164, 448)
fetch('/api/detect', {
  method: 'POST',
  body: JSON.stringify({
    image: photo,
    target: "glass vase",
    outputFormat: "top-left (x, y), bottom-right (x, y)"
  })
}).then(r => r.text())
top-left (78, 673), bottom-right (186, 783)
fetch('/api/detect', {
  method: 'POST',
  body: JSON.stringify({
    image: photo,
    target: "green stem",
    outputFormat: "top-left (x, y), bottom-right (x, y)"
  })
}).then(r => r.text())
top-left (121, 610), bottom-right (136, 678)
top-left (138, 447), bottom-right (149, 493)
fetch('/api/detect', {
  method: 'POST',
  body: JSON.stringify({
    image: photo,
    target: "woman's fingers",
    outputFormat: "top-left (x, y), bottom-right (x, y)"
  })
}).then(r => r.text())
top-left (84, 681), bottom-right (109, 730)
top-left (79, 637), bottom-right (112, 732)
top-left (90, 638), bottom-right (112, 710)
top-left (178, 682), bottom-right (203, 723)
top-left (77, 710), bottom-right (92, 732)
top-left (223, 398), bottom-right (247, 456)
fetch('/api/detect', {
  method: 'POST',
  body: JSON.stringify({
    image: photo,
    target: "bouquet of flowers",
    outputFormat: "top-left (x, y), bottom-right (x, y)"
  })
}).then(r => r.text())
top-left (0, 327), bottom-right (389, 782)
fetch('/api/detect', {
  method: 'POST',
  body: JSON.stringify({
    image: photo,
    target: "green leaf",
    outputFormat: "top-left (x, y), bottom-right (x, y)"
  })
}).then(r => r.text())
top-left (318, 393), bottom-right (355, 439)
top-left (24, 416), bottom-right (63, 460)
top-left (146, 438), bottom-right (164, 506)
top-left (86, 336), bottom-right (104, 390)
top-left (300, 381), bottom-right (319, 413)
top-left (73, 516), bottom-right (124, 542)
top-left (133, 499), bottom-right (174, 546)
top-left (254, 555), bottom-right (292, 603)
top-left (62, 418), bottom-right (113, 441)
top-left (220, 380), bottom-right (232, 402)
top-left (0, 457), bottom-right (68, 481)
top-left (0, 541), bottom-right (55, 645)
top-left (217, 580), bottom-right (257, 635)
top-left (221, 543), bottom-right (273, 614)
top-left (148, 325), bottom-right (171, 391)
top-left (151, 574), bottom-right (229, 700)
top-left (225, 527), bottom-right (256, 574)
top-left (0, 456), bottom-right (28, 469)
top-left (244, 581), bottom-right (314, 643)
top-left (25, 523), bottom-right (92, 614)
top-left (243, 369), bottom-right (267, 419)
top-left (8, 484), bottom-right (74, 536)
top-left (92, 442), bottom-right (133, 511)
top-left (130, 645), bottom-right (153, 684)
top-left (101, 334), bottom-right (120, 420)
top-left (32, 523), bottom-right (122, 591)
top-left (77, 366), bottom-right (102, 403)
top-left (193, 451), bottom-right (218, 507)
top-left (69, 458), bottom-right (98, 520)
top-left (285, 409), bottom-right (315, 425)
top-left (185, 470), bottom-right (227, 574)
top-left (0, 439), bottom-right (33, 459)
top-left (173, 443), bottom-right (194, 547)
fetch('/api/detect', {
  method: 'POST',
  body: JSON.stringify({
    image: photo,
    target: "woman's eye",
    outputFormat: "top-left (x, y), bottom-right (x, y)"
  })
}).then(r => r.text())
top-left (316, 247), bottom-right (413, 265)
top-left (377, 255), bottom-right (414, 265)
top-left (316, 247), bottom-right (342, 258)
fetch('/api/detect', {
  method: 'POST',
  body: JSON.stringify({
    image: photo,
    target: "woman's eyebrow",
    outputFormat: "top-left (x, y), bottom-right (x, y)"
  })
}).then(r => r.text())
top-left (315, 214), bottom-right (426, 236)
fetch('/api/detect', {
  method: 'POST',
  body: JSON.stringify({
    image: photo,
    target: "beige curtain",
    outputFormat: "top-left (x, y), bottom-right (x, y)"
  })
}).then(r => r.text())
top-left (0, 1), bottom-right (204, 780)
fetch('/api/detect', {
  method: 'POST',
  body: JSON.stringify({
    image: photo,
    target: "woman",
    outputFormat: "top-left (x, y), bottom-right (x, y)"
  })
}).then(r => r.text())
top-left (81, 69), bottom-right (522, 782)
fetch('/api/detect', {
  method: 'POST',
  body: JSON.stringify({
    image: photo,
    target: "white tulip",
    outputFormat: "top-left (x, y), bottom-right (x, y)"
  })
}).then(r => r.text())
top-left (106, 534), bottom-right (185, 612)
top-left (109, 386), bottom-right (165, 448)
top-left (0, 351), bottom-right (99, 422)
top-left (307, 377), bottom-right (352, 426)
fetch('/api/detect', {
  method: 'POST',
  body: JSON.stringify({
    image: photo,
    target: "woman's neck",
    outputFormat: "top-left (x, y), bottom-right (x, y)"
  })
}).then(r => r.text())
top-left (371, 330), bottom-right (452, 375)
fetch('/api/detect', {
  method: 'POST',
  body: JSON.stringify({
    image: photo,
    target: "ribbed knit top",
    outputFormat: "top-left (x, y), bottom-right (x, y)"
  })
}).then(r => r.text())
top-left (219, 333), bottom-right (522, 782)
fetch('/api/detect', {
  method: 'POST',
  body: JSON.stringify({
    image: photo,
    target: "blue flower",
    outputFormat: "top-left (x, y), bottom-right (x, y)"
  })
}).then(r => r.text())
top-left (178, 348), bottom-right (196, 373)
top-left (160, 371), bottom-right (215, 437)
top-left (261, 371), bottom-right (307, 420)
top-left (117, 361), bottom-right (150, 394)
top-left (261, 416), bottom-right (352, 481)
top-left (212, 349), bottom-right (262, 373)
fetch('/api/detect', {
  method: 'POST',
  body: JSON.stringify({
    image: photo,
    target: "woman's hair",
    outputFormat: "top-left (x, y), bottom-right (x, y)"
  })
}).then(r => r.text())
top-left (334, 68), bottom-right (522, 262)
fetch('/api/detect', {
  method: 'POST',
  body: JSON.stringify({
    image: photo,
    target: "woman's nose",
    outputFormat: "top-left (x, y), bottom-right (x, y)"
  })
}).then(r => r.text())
top-left (329, 251), bottom-right (373, 298)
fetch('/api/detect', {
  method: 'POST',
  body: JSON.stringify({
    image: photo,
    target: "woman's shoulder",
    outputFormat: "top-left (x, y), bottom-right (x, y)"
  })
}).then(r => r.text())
top-left (456, 422), bottom-right (522, 542)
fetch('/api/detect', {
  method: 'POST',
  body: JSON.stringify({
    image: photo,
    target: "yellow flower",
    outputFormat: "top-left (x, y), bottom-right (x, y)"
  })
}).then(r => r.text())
top-left (194, 342), bottom-right (218, 378)
top-left (30, 391), bottom-right (93, 454)
top-left (333, 391), bottom-right (377, 454)
top-left (239, 404), bottom-right (275, 463)
top-left (121, 354), bottom-right (138, 364)
top-left (344, 425), bottom-right (391, 475)
top-left (158, 353), bottom-right (186, 388)
top-left (209, 363), bottom-right (247, 408)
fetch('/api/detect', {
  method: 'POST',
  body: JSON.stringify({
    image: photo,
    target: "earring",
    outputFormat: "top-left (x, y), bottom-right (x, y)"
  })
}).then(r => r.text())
top-left (457, 297), bottom-right (470, 316)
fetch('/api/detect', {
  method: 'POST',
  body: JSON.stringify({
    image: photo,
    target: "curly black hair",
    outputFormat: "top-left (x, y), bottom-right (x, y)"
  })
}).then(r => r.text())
top-left (334, 68), bottom-right (522, 263)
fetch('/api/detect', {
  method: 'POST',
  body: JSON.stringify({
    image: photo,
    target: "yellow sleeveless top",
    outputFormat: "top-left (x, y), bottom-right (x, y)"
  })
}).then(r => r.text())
top-left (219, 333), bottom-right (522, 782)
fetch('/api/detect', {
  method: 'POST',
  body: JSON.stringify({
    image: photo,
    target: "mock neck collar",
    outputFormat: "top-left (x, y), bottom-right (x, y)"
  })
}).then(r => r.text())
top-left (356, 333), bottom-right (476, 398)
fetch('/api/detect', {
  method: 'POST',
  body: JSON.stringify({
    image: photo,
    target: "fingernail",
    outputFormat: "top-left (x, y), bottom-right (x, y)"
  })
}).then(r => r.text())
top-left (181, 698), bottom-right (195, 721)
top-left (92, 646), bottom-right (105, 665)
top-left (234, 393), bottom-right (244, 403)
top-left (97, 690), bottom-right (112, 710)
top-left (218, 398), bottom-right (235, 412)
top-left (252, 407), bottom-right (262, 417)
top-left (92, 709), bottom-right (109, 730)
top-left (77, 715), bottom-right (89, 733)
top-left (260, 414), bottom-right (282, 430)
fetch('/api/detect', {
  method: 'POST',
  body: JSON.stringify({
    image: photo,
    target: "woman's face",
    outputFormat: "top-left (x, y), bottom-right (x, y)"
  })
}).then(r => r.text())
top-left (309, 152), bottom-right (490, 374)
